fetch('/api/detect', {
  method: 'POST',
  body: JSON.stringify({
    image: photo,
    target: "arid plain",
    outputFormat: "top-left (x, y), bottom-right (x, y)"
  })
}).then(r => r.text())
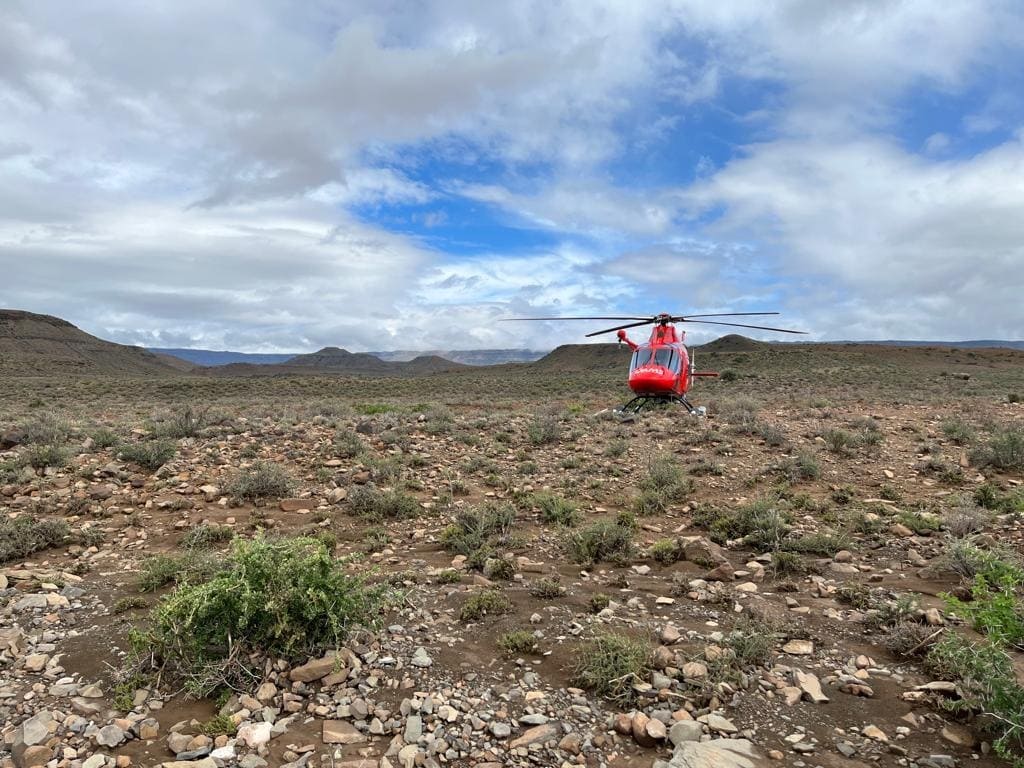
top-left (2, 317), bottom-right (1024, 768)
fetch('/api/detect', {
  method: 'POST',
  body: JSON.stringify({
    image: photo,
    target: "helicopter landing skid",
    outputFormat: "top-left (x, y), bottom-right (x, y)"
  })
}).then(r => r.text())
top-left (614, 394), bottom-right (702, 415)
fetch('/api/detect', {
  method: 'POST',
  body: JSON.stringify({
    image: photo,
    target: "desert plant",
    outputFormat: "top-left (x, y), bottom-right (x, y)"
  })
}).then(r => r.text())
top-left (942, 418), bottom-right (976, 446)
top-left (24, 443), bottom-right (69, 469)
top-left (0, 516), bottom-right (70, 563)
top-left (120, 440), bottom-right (177, 471)
top-left (531, 492), bottom-right (580, 527)
top-left (925, 635), bottom-right (1024, 764)
top-left (498, 631), bottom-right (538, 655)
top-left (137, 536), bottom-right (384, 695)
top-left (226, 461), bottom-right (294, 502)
top-left (333, 430), bottom-right (365, 459)
top-left (650, 538), bottom-right (682, 565)
top-left (22, 413), bottom-right (71, 445)
top-left (180, 524), bottom-right (235, 550)
top-left (460, 589), bottom-right (512, 622)
top-left (972, 426), bottom-right (1024, 471)
top-left (152, 406), bottom-right (211, 438)
top-left (571, 633), bottom-right (651, 705)
top-left (347, 486), bottom-right (418, 520)
top-left (526, 413), bottom-right (560, 445)
top-left (136, 553), bottom-right (222, 593)
top-left (529, 577), bottom-right (566, 599)
top-left (567, 519), bottom-right (634, 565)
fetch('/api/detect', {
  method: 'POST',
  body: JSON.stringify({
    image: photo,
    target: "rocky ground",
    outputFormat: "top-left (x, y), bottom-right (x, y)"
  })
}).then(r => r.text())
top-left (1, 361), bottom-right (1023, 768)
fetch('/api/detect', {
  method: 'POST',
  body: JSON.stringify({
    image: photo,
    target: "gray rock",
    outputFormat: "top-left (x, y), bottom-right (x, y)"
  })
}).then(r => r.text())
top-left (410, 647), bottom-right (433, 668)
top-left (489, 722), bottom-right (512, 739)
top-left (668, 739), bottom-right (768, 768)
top-left (404, 715), bottom-right (423, 743)
top-left (669, 721), bottom-right (703, 745)
top-left (21, 711), bottom-right (53, 746)
top-left (96, 724), bottom-right (126, 747)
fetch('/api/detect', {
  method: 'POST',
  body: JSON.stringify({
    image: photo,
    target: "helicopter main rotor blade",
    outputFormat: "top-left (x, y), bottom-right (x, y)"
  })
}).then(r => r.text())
top-left (584, 319), bottom-right (656, 337)
top-left (674, 312), bottom-right (780, 319)
top-left (681, 319), bottom-right (807, 334)
top-left (500, 316), bottom-right (652, 322)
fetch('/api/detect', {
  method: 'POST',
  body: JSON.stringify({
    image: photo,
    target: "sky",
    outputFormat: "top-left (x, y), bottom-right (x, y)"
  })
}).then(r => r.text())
top-left (2, 0), bottom-right (1023, 353)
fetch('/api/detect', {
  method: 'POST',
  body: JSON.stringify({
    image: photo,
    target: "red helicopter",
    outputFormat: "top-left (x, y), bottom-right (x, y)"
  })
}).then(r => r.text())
top-left (506, 312), bottom-right (805, 413)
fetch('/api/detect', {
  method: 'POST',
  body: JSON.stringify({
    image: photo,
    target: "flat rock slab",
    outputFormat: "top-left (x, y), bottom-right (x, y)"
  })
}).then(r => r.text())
top-left (668, 738), bottom-right (769, 768)
top-left (322, 720), bottom-right (365, 745)
top-left (509, 722), bottom-right (560, 748)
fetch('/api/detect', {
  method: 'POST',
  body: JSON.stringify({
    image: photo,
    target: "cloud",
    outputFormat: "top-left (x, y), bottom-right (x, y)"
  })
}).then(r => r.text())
top-left (685, 135), bottom-right (1024, 338)
top-left (0, 0), bottom-right (1021, 352)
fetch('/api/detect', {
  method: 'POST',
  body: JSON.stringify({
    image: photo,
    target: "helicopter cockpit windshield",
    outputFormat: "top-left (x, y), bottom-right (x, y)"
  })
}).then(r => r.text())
top-left (630, 346), bottom-right (681, 373)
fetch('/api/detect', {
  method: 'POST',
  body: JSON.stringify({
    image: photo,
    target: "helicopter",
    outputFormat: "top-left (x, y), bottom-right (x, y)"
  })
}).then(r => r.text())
top-left (505, 312), bottom-right (806, 414)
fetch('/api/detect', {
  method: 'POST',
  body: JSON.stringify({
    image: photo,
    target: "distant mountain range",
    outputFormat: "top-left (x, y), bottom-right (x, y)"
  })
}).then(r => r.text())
top-left (148, 347), bottom-right (547, 366)
top-left (3, 308), bottom-right (1023, 378)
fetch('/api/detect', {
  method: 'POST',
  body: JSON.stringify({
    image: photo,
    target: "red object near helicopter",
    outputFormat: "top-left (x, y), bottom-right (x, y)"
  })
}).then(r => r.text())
top-left (505, 311), bottom-right (805, 413)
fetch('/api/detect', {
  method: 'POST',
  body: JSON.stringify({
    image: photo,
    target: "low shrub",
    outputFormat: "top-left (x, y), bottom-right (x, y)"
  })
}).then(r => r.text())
top-left (24, 443), bottom-right (69, 469)
top-left (347, 486), bottom-right (418, 520)
top-left (460, 589), bottom-right (512, 622)
top-left (0, 516), bottom-right (70, 563)
top-left (571, 633), bottom-right (651, 705)
top-left (136, 553), bottom-right (222, 593)
top-left (180, 524), bottom-right (235, 550)
top-left (529, 577), bottom-right (565, 599)
top-left (925, 635), bottom-right (1024, 763)
top-left (567, 519), bottom-right (634, 565)
top-left (120, 440), bottom-right (177, 471)
top-left (650, 538), bottom-right (682, 565)
top-left (971, 426), bottom-right (1024, 471)
top-left (498, 631), bottom-right (538, 655)
top-left (137, 536), bottom-right (383, 694)
top-left (531, 492), bottom-right (580, 527)
top-left (226, 462), bottom-right (294, 502)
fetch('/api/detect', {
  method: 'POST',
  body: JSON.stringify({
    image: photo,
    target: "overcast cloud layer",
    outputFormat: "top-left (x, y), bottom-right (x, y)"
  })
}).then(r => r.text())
top-left (2, 0), bottom-right (1022, 352)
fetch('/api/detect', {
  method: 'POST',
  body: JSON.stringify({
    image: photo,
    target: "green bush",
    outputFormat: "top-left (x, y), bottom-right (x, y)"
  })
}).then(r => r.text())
top-left (347, 486), bottom-right (419, 520)
top-left (567, 519), bottom-right (634, 565)
top-left (780, 532), bottom-right (850, 556)
top-left (925, 635), bottom-right (1024, 763)
top-left (24, 443), bottom-right (69, 469)
top-left (588, 593), bottom-right (611, 613)
top-left (529, 577), bottom-right (565, 599)
top-left (120, 440), bottom-right (177, 471)
top-left (692, 498), bottom-right (792, 551)
top-left (0, 516), bottom-right (70, 563)
top-left (441, 503), bottom-right (517, 570)
top-left (640, 454), bottom-right (692, 500)
top-left (226, 461), bottom-right (294, 501)
top-left (499, 631), bottom-right (538, 655)
top-left (527, 414), bottom-right (560, 445)
top-left (137, 553), bottom-right (222, 593)
top-left (139, 536), bottom-right (384, 694)
top-left (571, 633), bottom-right (651, 705)
top-left (972, 427), bottom-right (1024, 471)
top-left (531, 492), bottom-right (579, 527)
top-left (90, 428), bottom-right (121, 449)
top-left (180, 524), bottom-right (235, 550)
top-left (460, 589), bottom-right (512, 622)
top-left (22, 413), bottom-right (70, 445)
top-left (650, 538), bottom-right (682, 564)
top-left (942, 418), bottom-right (976, 446)
top-left (944, 549), bottom-right (1024, 649)
top-left (333, 431), bottom-right (365, 459)
top-left (152, 406), bottom-right (211, 438)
